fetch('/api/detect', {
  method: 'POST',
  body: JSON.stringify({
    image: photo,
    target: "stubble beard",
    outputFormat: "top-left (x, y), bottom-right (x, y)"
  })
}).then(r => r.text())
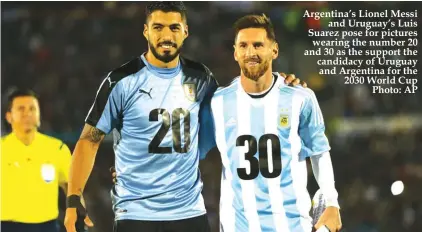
top-left (241, 59), bottom-right (270, 82)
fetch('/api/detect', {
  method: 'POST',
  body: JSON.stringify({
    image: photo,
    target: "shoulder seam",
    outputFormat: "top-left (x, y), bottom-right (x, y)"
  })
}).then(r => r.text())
top-left (59, 142), bottom-right (65, 150)
top-left (215, 87), bottom-right (237, 96)
top-left (180, 56), bottom-right (209, 73)
top-left (108, 57), bottom-right (146, 84)
top-left (281, 85), bottom-right (313, 98)
top-left (214, 81), bottom-right (238, 96)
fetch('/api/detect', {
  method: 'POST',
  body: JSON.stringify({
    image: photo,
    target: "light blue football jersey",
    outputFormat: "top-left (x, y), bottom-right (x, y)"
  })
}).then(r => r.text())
top-left (210, 73), bottom-right (330, 232)
top-left (85, 54), bottom-right (217, 221)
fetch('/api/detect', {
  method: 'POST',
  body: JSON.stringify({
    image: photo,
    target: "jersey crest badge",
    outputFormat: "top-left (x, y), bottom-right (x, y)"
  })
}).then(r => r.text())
top-left (183, 83), bottom-right (197, 102)
top-left (279, 114), bottom-right (290, 128)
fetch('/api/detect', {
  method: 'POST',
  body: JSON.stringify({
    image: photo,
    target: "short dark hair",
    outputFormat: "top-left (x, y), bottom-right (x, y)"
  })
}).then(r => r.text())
top-left (6, 89), bottom-right (38, 112)
top-left (145, 1), bottom-right (187, 23)
top-left (233, 14), bottom-right (276, 42)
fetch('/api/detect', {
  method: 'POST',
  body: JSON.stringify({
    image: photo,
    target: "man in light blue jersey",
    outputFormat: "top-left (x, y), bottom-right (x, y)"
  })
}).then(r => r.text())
top-left (64, 2), bottom-right (305, 232)
top-left (203, 15), bottom-right (343, 232)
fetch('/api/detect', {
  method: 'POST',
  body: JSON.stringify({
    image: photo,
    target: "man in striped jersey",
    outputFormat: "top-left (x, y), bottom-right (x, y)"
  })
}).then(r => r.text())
top-left (204, 15), bottom-right (342, 232)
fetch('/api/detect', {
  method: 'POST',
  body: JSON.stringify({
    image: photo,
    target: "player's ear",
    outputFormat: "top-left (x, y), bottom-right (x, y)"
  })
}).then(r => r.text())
top-left (272, 41), bottom-right (279, 60)
top-left (5, 111), bottom-right (12, 124)
top-left (36, 117), bottom-right (41, 128)
top-left (184, 24), bottom-right (189, 39)
top-left (143, 24), bottom-right (148, 41)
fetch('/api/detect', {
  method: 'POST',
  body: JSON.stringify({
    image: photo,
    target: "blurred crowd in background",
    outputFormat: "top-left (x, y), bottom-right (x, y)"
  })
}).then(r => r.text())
top-left (2, 1), bottom-right (422, 232)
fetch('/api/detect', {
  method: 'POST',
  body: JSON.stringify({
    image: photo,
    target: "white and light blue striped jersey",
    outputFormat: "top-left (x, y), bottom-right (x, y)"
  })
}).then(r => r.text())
top-left (85, 54), bottom-right (217, 221)
top-left (210, 73), bottom-right (330, 232)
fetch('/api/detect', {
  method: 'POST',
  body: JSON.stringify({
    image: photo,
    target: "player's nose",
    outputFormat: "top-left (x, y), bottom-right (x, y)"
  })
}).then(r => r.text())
top-left (22, 108), bottom-right (33, 117)
top-left (160, 27), bottom-right (174, 39)
top-left (245, 45), bottom-right (257, 57)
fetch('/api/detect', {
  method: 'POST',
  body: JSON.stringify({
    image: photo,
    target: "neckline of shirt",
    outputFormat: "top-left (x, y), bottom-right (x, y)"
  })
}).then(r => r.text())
top-left (140, 53), bottom-right (181, 79)
top-left (10, 131), bottom-right (40, 147)
top-left (247, 74), bottom-right (278, 98)
top-left (238, 73), bottom-right (281, 101)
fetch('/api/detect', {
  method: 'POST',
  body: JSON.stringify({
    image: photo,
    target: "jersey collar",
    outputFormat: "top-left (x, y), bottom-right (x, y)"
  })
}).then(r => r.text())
top-left (9, 131), bottom-right (40, 147)
top-left (140, 53), bottom-right (181, 79)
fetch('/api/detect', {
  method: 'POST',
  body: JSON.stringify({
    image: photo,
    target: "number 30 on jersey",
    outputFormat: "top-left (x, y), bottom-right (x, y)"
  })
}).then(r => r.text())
top-left (237, 134), bottom-right (282, 180)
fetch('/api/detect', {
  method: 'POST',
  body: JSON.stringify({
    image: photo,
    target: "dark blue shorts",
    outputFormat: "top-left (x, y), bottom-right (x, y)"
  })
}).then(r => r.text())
top-left (1, 219), bottom-right (60, 232)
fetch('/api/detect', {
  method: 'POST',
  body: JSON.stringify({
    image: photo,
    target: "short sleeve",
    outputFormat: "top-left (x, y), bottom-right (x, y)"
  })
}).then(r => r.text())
top-left (298, 90), bottom-right (330, 159)
top-left (57, 142), bottom-right (72, 184)
top-left (85, 75), bottom-right (124, 134)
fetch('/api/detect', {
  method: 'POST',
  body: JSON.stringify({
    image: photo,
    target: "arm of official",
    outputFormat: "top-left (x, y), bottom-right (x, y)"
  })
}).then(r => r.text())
top-left (58, 142), bottom-right (72, 191)
top-left (298, 89), bottom-right (339, 208)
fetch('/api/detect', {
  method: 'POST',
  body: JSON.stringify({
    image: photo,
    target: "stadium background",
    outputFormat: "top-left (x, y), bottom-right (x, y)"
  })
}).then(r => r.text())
top-left (2, 1), bottom-right (421, 232)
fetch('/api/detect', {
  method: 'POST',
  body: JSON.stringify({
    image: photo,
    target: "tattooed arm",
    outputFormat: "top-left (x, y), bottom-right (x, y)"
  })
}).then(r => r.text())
top-left (67, 124), bottom-right (105, 196)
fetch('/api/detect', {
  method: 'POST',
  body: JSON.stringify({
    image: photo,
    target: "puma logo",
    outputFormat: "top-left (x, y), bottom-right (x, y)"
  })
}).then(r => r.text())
top-left (139, 88), bottom-right (152, 99)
